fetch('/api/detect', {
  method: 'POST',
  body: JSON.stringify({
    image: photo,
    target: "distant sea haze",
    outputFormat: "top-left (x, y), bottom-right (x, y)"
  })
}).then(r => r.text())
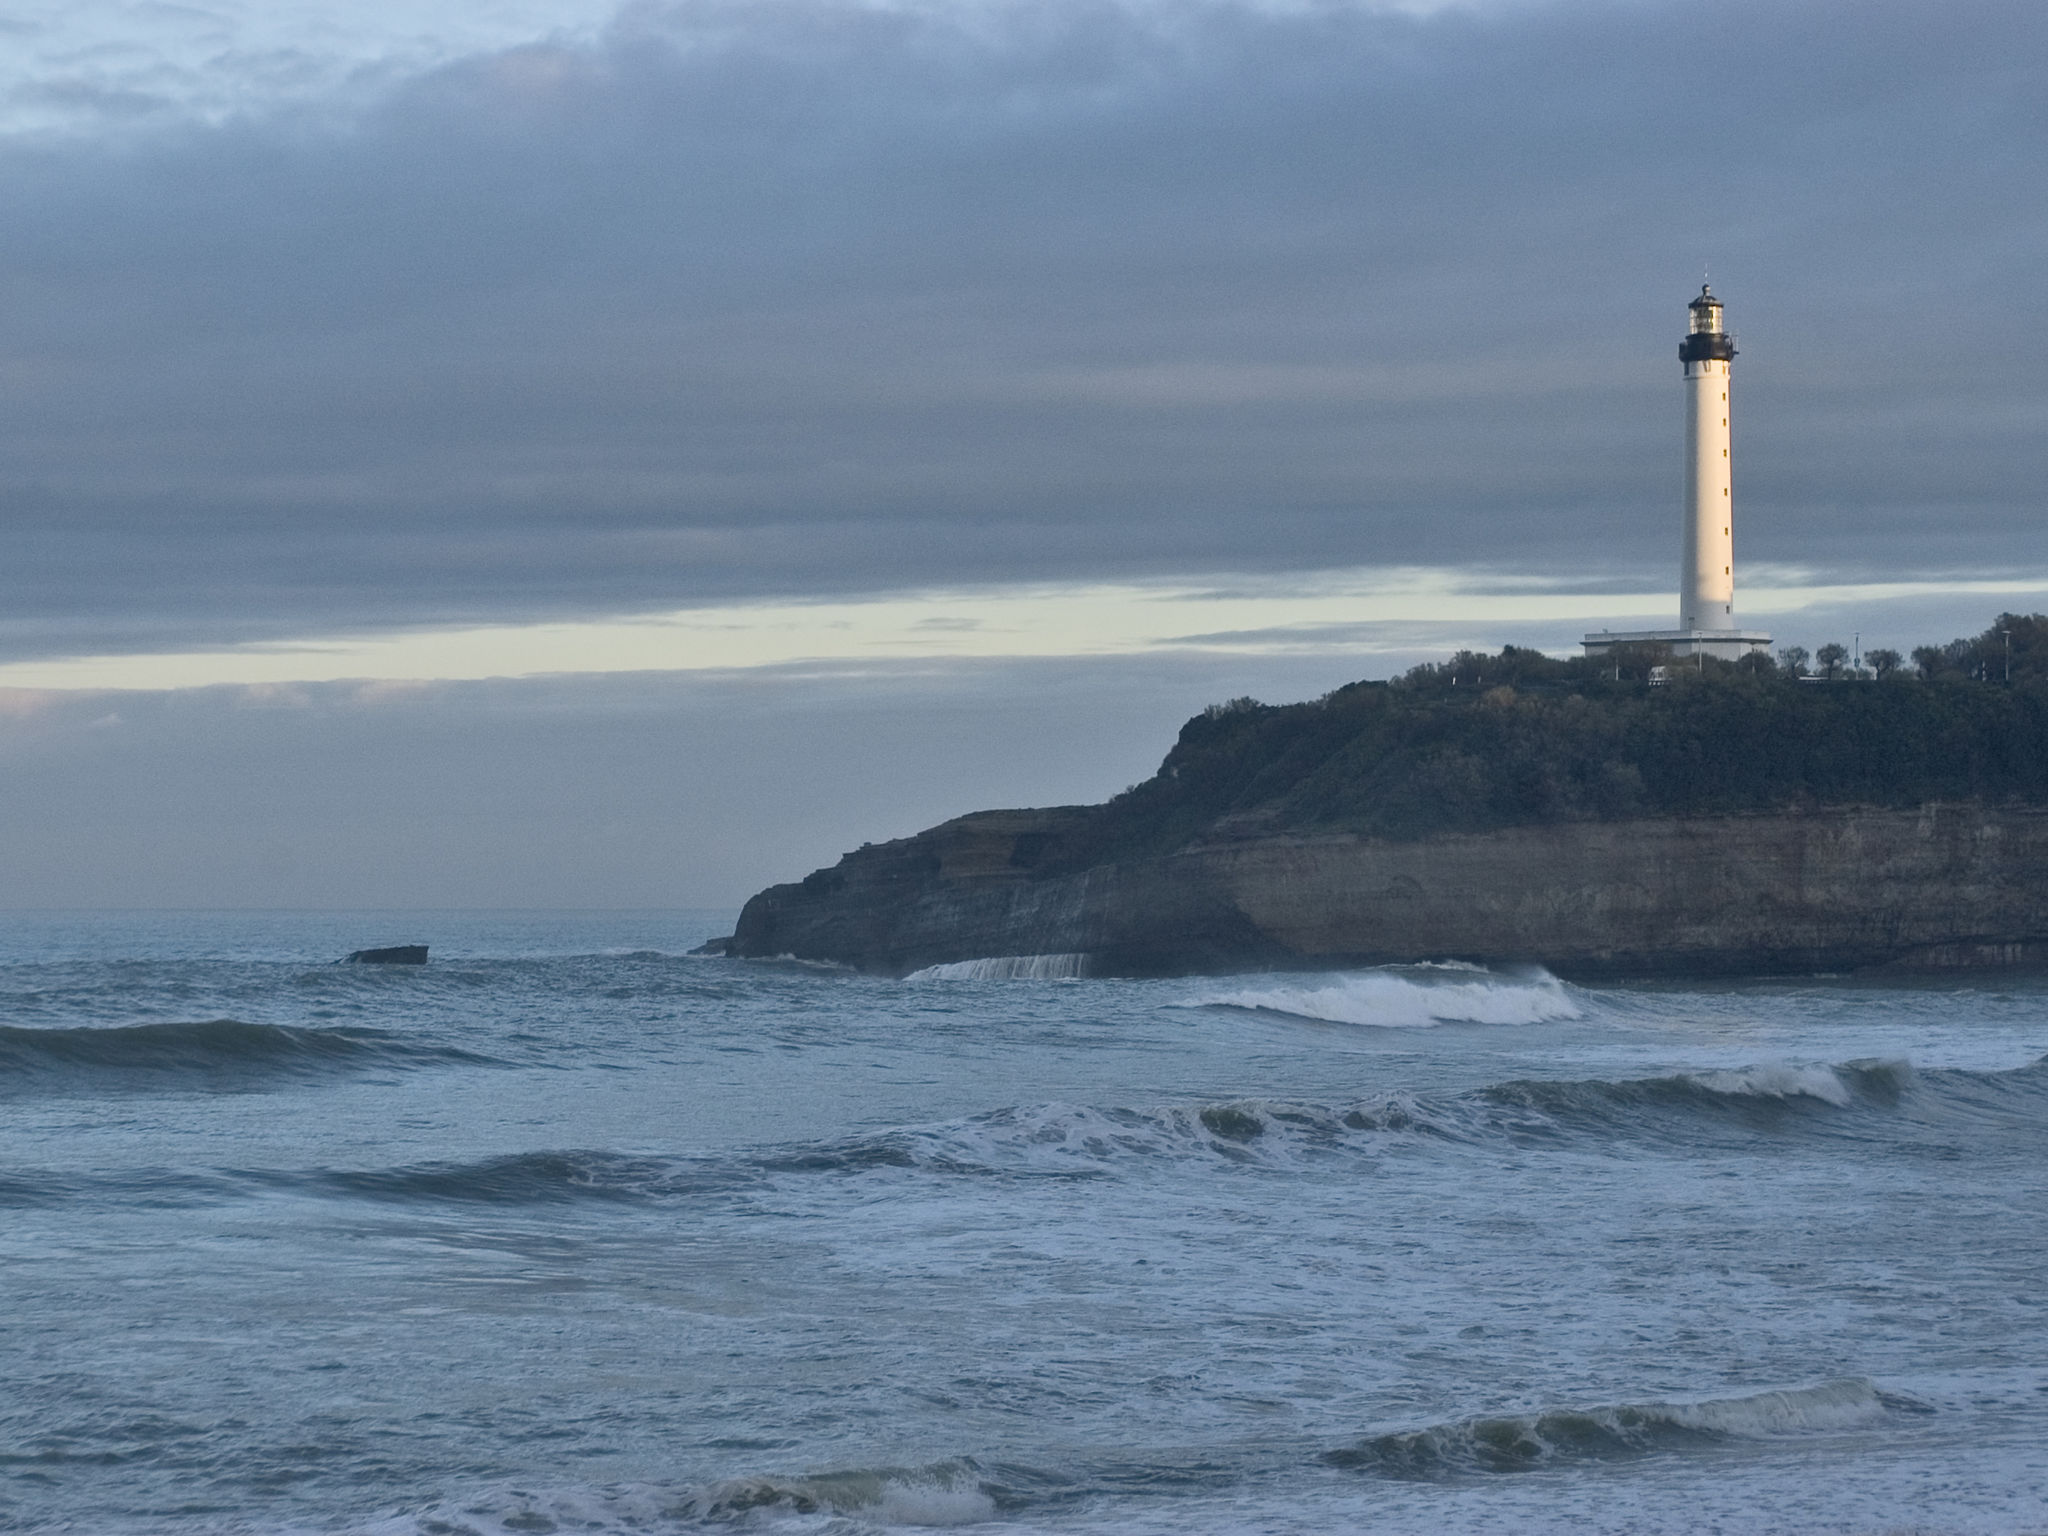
top-left (2, 910), bottom-right (2044, 1534)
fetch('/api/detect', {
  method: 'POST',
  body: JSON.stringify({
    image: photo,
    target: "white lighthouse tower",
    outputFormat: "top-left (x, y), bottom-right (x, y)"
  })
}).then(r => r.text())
top-left (1585, 285), bottom-right (1771, 662)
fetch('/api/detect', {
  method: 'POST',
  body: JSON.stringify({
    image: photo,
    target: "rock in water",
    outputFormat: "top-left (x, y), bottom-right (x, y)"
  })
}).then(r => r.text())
top-left (343, 945), bottom-right (429, 965)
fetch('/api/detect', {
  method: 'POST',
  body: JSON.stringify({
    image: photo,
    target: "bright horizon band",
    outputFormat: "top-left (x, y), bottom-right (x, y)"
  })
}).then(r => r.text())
top-left (0, 567), bottom-right (2042, 695)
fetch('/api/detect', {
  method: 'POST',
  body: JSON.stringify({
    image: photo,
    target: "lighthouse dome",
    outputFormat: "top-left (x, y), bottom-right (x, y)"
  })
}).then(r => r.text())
top-left (1680, 284), bottom-right (1734, 360)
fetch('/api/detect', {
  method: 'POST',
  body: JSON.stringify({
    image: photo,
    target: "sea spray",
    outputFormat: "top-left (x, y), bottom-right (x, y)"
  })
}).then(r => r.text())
top-left (1189, 966), bottom-right (1582, 1027)
top-left (907, 953), bottom-right (1090, 981)
top-left (1681, 1061), bottom-right (1867, 1106)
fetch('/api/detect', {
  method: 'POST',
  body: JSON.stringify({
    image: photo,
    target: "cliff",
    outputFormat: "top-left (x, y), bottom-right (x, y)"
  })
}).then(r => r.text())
top-left (725, 628), bottom-right (2048, 977)
top-left (730, 802), bottom-right (2048, 977)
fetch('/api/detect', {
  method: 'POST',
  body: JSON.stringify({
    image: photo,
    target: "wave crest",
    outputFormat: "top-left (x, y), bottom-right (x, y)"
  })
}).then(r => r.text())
top-left (1190, 966), bottom-right (1581, 1027)
top-left (13, 1055), bottom-right (2033, 1210)
top-left (0, 1019), bottom-right (492, 1095)
top-left (1486, 1058), bottom-right (1916, 1126)
top-left (1325, 1378), bottom-right (1890, 1476)
top-left (305, 1150), bottom-right (705, 1206)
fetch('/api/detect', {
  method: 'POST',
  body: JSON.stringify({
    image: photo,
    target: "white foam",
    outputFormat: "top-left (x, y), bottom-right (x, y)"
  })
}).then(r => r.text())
top-left (1659, 1377), bottom-right (1886, 1436)
top-left (1193, 967), bottom-right (1581, 1028)
top-left (755, 953), bottom-right (858, 971)
top-left (876, 1479), bottom-right (999, 1526)
top-left (941, 1100), bottom-right (1184, 1162)
top-left (906, 953), bottom-right (1088, 981)
top-left (911, 1101), bottom-right (1236, 1171)
top-left (367, 1463), bottom-right (998, 1535)
top-left (690, 1463), bottom-right (997, 1527)
top-left (1683, 1063), bottom-right (1855, 1106)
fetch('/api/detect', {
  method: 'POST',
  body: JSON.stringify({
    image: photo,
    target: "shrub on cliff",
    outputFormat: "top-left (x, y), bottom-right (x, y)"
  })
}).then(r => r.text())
top-left (1066, 614), bottom-right (2048, 863)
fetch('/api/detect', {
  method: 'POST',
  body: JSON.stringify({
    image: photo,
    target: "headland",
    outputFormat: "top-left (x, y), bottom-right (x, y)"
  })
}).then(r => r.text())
top-left (716, 616), bottom-right (2048, 978)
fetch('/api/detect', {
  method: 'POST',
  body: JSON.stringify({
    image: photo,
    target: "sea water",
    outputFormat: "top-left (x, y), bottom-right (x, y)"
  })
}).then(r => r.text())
top-left (3, 910), bottom-right (2045, 1535)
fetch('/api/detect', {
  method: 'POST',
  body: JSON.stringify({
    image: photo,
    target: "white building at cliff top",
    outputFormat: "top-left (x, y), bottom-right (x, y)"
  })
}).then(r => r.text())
top-left (1583, 285), bottom-right (1771, 662)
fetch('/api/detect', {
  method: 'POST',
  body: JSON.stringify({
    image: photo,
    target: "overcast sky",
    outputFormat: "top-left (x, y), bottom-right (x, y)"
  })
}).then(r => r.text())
top-left (1, 0), bottom-right (2043, 910)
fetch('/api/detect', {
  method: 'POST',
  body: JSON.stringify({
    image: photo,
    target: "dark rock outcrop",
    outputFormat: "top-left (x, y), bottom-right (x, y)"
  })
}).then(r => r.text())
top-left (343, 945), bottom-right (429, 965)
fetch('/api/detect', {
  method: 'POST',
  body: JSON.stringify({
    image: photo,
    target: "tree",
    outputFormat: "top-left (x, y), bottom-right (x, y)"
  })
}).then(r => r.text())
top-left (1960, 613), bottom-right (2048, 681)
top-left (1778, 645), bottom-right (1810, 679)
top-left (1202, 696), bottom-right (1263, 719)
top-left (1816, 642), bottom-right (1849, 680)
top-left (1865, 647), bottom-right (1903, 679)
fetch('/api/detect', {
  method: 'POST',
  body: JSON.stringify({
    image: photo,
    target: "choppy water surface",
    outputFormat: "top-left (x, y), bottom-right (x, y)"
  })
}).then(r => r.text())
top-left (3, 911), bottom-right (2046, 1535)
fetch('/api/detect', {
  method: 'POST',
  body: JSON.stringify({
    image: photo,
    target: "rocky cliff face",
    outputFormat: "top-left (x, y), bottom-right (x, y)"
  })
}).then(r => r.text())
top-left (728, 802), bottom-right (2048, 977)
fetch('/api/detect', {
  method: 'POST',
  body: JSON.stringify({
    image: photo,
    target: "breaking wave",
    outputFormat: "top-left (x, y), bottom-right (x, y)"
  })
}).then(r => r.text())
top-left (365, 1459), bottom-right (1005, 1534)
top-left (684, 1458), bottom-right (1001, 1525)
top-left (1190, 966), bottom-right (1581, 1027)
top-left (297, 1150), bottom-right (721, 1206)
top-left (352, 1381), bottom-right (1916, 1532)
top-left (788, 1056), bottom-right (2045, 1173)
top-left (11, 1056), bottom-right (2040, 1210)
top-left (0, 1018), bottom-right (495, 1095)
top-left (1324, 1378), bottom-right (1897, 1476)
top-left (906, 953), bottom-right (1089, 981)
top-left (1483, 1057), bottom-right (1920, 1130)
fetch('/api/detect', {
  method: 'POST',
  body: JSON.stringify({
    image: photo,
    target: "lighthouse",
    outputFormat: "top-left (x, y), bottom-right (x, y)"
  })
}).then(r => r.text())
top-left (1679, 285), bottom-right (1735, 631)
top-left (1584, 286), bottom-right (1771, 662)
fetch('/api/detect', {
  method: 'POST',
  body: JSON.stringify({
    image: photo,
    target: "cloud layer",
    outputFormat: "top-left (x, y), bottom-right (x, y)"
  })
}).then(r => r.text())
top-left (3, 0), bottom-right (2044, 665)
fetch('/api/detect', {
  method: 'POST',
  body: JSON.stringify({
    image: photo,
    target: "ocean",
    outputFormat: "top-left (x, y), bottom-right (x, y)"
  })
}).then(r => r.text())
top-left (3, 910), bottom-right (2045, 1536)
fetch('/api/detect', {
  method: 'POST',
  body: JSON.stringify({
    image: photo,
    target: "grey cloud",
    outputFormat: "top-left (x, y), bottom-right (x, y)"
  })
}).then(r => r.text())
top-left (0, 0), bottom-right (2043, 660)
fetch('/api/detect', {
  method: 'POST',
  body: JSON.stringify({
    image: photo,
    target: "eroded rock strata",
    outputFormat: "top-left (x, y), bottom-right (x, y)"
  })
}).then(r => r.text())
top-left (729, 802), bottom-right (2048, 978)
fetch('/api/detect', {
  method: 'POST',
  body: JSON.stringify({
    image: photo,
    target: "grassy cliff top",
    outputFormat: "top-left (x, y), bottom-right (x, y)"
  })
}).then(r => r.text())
top-left (1034, 613), bottom-right (2048, 871)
